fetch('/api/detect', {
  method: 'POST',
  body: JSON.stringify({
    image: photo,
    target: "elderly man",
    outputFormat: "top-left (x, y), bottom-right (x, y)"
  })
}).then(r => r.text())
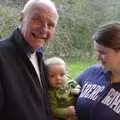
top-left (0, 0), bottom-right (58, 120)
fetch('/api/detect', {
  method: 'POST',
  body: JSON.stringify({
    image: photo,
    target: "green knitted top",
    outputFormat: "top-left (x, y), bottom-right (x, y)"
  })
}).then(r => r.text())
top-left (48, 80), bottom-right (80, 120)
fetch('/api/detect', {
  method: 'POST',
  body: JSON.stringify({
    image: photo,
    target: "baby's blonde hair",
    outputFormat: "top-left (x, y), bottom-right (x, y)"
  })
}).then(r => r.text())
top-left (45, 57), bottom-right (66, 67)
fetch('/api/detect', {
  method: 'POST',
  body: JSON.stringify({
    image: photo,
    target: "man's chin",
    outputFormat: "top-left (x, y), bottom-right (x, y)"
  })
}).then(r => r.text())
top-left (33, 42), bottom-right (45, 49)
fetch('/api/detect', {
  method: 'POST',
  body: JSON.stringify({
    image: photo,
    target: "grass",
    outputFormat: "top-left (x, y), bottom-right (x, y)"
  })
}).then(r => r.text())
top-left (66, 60), bottom-right (96, 79)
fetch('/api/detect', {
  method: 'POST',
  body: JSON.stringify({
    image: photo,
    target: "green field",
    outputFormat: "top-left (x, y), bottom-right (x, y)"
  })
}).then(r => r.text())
top-left (66, 60), bottom-right (96, 79)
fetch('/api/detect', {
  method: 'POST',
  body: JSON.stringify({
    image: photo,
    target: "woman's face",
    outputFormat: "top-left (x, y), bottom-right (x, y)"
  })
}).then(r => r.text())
top-left (48, 64), bottom-right (66, 89)
top-left (94, 41), bottom-right (120, 71)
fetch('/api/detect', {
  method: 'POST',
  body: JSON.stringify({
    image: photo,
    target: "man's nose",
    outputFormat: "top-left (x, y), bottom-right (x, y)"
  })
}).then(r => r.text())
top-left (37, 24), bottom-right (48, 38)
top-left (40, 24), bottom-right (48, 33)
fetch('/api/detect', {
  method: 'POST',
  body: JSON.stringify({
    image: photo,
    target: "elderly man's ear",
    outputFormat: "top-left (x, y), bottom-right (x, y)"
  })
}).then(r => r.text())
top-left (20, 12), bottom-right (24, 22)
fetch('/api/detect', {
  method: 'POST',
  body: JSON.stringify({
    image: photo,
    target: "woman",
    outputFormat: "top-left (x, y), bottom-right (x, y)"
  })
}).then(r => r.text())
top-left (75, 21), bottom-right (120, 120)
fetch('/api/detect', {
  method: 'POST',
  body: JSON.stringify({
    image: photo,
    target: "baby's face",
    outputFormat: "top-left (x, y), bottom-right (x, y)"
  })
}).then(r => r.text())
top-left (48, 64), bottom-right (66, 88)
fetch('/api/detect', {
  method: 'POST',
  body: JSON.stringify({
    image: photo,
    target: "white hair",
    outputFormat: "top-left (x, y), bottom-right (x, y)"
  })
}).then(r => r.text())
top-left (22, 0), bottom-right (58, 15)
top-left (21, 0), bottom-right (58, 26)
top-left (45, 57), bottom-right (66, 67)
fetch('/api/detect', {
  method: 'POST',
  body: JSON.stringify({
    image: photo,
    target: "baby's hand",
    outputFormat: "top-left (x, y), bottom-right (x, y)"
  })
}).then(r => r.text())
top-left (71, 85), bottom-right (81, 95)
top-left (71, 88), bottom-right (81, 95)
top-left (67, 106), bottom-right (76, 115)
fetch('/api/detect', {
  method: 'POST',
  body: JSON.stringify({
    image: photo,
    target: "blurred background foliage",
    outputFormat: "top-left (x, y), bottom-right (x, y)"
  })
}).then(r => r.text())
top-left (0, 0), bottom-right (120, 60)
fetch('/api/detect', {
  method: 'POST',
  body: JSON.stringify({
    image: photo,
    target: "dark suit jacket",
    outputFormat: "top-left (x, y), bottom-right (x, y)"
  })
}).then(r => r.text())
top-left (0, 28), bottom-right (51, 120)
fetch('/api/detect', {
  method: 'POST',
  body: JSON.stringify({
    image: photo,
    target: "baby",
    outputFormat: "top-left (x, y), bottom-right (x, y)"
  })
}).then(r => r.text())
top-left (45, 57), bottom-right (80, 120)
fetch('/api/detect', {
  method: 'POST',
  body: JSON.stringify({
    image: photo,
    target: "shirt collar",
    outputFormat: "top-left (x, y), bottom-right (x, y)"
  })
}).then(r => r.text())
top-left (13, 28), bottom-right (43, 57)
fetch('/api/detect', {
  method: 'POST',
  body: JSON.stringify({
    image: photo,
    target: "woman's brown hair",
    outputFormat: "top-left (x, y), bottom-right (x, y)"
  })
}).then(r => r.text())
top-left (92, 21), bottom-right (120, 50)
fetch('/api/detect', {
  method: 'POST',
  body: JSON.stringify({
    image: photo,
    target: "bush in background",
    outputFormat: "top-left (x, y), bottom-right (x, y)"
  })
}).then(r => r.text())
top-left (0, 0), bottom-right (120, 60)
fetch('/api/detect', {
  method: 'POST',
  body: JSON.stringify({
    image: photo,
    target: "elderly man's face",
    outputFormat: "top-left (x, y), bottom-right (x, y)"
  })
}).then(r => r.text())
top-left (20, 4), bottom-right (58, 49)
